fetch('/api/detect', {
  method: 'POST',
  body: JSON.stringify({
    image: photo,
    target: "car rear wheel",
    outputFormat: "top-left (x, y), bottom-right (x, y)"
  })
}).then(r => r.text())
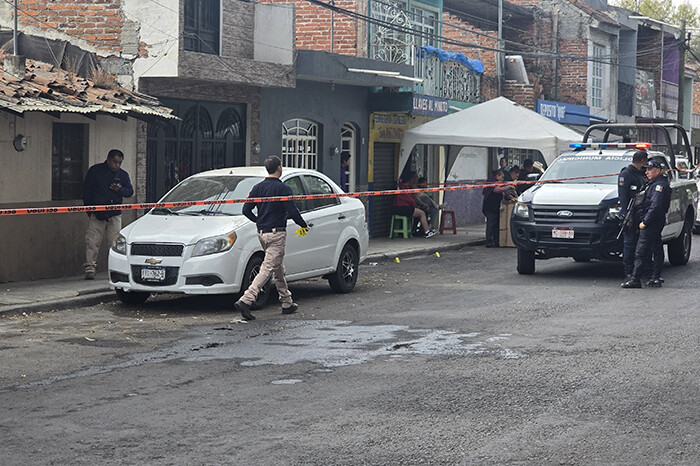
top-left (115, 288), bottom-right (150, 305)
top-left (517, 248), bottom-right (536, 274)
top-left (328, 243), bottom-right (359, 293)
top-left (240, 255), bottom-right (272, 310)
top-left (668, 215), bottom-right (692, 265)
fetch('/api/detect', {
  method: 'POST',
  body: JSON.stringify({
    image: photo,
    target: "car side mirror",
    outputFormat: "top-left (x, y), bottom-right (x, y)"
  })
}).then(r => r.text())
top-left (527, 173), bottom-right (541, 181)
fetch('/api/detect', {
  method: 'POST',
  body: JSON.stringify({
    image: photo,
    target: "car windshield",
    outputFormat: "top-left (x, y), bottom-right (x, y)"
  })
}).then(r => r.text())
top-left (539, 154), bottom-right (633, 184)
top-left (153, 175), bottom-right (264, 216)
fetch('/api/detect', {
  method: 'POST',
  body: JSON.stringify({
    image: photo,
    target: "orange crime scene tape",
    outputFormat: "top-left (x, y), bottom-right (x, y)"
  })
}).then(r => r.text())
top-left (0, 171), bottom-right (680, 216)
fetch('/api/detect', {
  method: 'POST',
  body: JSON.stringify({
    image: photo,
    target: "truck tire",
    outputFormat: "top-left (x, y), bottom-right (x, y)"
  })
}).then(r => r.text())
top-left (517, 248), bottom-right (536, 274)
top-left (668, 215), bottom-right (692, 265)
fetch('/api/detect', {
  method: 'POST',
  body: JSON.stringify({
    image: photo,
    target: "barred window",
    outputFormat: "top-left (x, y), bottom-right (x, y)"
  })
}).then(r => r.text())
top-left (184, 0), bottom-right (220, 55)
top-left (281, 119), bottom-right (318, 169)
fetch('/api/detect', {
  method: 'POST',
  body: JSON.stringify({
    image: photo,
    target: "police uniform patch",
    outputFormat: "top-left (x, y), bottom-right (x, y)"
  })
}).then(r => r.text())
top-left (655, 185), bottom-right (663, 192)
top-left (619, 176), bottom-right (624, 186)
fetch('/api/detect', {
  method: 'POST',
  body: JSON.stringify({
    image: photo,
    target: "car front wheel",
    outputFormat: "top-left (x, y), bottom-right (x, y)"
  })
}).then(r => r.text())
top-left (115, 288), bottom-right (150, 305)
top-left (240, 255), bottom-right (272, 309)
top-left (328, 243), bottom-right (359, 293)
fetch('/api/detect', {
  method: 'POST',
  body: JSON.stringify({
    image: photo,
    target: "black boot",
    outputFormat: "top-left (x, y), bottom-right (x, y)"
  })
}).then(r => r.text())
top-left (645, 278), bottom-right (663, 288)
top-left (621, 278), bottom-right (641, 288)
top-left (234, 300), bottom-right (255, 320)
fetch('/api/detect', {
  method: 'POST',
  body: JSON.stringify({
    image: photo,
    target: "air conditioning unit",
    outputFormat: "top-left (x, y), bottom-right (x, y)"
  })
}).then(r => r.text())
top-left (504, 55), bottom-right (529, 84)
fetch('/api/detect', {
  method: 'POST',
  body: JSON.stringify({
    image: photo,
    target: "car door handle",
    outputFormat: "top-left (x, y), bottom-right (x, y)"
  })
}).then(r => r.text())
top-left (338, 214), bottom-right (346, 220)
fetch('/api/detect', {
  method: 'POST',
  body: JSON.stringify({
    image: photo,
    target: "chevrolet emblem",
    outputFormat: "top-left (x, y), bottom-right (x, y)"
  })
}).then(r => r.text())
top-left (145, 258), bottom-right (163, 265)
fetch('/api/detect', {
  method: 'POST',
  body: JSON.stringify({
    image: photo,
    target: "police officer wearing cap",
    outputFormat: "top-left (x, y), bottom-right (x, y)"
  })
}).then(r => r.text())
top-left (618, 149), bottom-right (648, 280)
top-left (621, 158), bottom-right (671, 288)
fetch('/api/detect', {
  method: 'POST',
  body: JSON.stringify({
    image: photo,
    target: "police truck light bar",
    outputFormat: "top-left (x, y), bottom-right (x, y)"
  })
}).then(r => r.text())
top-left (570, 143), bottom-right (651, 150)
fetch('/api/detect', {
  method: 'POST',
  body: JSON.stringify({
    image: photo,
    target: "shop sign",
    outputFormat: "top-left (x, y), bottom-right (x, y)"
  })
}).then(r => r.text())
top-left (371, 112), bottom-right (408, 143)
top-left (412, 94), bottom-right (449, 116)
top-left (536, 99), bottom-right (590, 126)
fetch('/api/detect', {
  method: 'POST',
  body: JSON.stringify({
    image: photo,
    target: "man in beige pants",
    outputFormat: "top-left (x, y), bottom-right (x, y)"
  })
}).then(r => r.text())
top-left (82, 149), bottom-right (133, 279)
top-left (234, 156), bottom-right (309, 321)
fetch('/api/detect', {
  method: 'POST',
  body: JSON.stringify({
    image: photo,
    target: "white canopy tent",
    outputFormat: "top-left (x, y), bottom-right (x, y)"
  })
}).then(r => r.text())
top-left (399, 97), bottom-right (584, 173)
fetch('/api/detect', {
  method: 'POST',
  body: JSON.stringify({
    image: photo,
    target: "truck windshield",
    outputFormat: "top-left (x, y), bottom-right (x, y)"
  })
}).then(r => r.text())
top-left (539, 154), bottom-right (632, 184)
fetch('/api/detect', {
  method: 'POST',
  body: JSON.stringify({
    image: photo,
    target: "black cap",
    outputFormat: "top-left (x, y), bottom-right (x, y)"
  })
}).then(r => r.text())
top-left (643, 159), bottom-right (663, 169)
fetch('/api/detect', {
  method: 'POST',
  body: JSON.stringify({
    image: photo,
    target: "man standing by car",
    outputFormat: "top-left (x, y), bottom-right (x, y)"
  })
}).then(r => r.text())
top-left (621, 159), bottom-right (671, 289)
top-left (82, 149), bottom-right (133, 280)
top-left (234, 156), bottom-right (309, 320)
top-left (618, 149), bottom-right (648, 281)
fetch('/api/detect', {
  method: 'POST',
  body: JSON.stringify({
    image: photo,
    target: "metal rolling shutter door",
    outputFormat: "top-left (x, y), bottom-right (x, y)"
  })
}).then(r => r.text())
top-left (371, 142), bottom-right (396, 237)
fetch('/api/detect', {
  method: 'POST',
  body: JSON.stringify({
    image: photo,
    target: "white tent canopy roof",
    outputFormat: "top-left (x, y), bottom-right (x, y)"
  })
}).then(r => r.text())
top-left (399, 96), bottom-right (583, 170)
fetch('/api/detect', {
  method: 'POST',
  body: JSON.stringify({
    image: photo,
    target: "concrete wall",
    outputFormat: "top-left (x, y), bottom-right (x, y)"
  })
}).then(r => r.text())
top-left (0, 113), bottom-right (139, 283)
top-left (259, 80), bottom-right (370, 188)
top-left (125, 0), bottom-right (180, 80)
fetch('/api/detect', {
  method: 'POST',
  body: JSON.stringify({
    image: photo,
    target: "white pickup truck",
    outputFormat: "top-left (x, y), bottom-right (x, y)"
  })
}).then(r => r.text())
top-left (511, 123), bottom-right (698, 274)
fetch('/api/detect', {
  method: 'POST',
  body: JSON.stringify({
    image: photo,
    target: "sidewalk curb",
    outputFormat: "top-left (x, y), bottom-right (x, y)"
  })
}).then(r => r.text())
top-left (0, 289), bottom-right (115, 317)
top-left (365, 238), bottom-right (485, 262)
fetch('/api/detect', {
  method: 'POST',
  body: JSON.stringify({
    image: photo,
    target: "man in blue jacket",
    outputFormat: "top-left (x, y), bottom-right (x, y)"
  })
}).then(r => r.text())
top-left (621, 159), bottom-right (671, 289)
top-left (82, 149), bottom-right (133, 279)
top-left (234, 155), bottom-right (309, 320)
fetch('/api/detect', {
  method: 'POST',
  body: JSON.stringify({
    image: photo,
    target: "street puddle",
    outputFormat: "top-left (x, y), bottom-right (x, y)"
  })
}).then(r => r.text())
top-left (5, 320), bottom-right (522, 391)
top-left (182, 320), bottom-right (521, 366)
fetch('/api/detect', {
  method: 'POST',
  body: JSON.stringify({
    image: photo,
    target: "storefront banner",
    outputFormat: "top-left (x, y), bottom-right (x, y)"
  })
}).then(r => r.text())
top-left (536, 99), bottom-right (590, 126)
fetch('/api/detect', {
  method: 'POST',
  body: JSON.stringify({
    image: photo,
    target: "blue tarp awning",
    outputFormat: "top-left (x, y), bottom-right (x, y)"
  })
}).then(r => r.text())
top-left (420, 46), bottom-right (484, 75)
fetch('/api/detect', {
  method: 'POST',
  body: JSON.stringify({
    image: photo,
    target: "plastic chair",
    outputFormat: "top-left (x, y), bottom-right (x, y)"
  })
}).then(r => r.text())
top-left (439, 210), bottom-right (457, 235)
top-left (389, 215), bottom-right (413, 238)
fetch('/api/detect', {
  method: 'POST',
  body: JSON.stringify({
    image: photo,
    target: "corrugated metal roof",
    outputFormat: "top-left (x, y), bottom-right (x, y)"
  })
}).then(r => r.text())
top-left (0, 56), bottom-right (176, 120)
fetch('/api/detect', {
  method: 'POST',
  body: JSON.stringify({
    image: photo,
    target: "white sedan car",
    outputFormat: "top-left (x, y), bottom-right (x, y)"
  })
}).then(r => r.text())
top-left (108, 167), bottom-right (369, 306)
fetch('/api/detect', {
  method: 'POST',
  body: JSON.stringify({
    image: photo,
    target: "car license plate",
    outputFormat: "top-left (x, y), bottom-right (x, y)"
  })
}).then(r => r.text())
top-left (552, 227), bottom-right (574, 239)
top-left (141, 267), bottom-right (166, 282)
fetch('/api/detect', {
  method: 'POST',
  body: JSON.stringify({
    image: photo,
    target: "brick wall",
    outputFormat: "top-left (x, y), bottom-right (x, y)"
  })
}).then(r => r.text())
top-left (259, 0), bottom-right (359, 55)
top-left (19, 0), bottom-right (124, 52)
top-left (503, 82), bottom-right (536, 108)
top-left (693, 80), bottom-right (700, 114)
top-left (558, 38), bottom-right (587, 106)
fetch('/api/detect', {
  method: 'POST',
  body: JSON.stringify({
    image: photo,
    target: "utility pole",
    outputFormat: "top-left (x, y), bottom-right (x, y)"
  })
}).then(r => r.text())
top-left (678, 20), bottom-right (687, 128)
top-left (497, 0), bottom-right (503, 97)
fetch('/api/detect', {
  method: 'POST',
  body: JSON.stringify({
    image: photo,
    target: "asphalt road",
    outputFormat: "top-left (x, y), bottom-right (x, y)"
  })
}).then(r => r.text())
top-left (2, 244), bottom-right (700, 465)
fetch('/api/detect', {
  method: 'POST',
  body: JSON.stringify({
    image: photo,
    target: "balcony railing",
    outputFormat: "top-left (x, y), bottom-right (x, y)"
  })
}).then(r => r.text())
top-left (412, 50), bottom-right (481, 103)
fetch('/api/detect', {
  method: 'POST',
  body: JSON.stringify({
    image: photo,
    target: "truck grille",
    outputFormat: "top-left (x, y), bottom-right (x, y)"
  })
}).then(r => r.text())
top-left (130, 243), bottom-right (184, 256)
top-left (532, 206), bottom-right (601, 224)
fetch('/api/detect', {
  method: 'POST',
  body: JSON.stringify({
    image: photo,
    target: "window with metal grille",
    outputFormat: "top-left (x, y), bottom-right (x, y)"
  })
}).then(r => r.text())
top-left (370, 0), bottom-right (412, 64)
top-left (281, 118), bottom-right (318, 169)
top-left (591, 43), bottom-right (603, 109)
top-left (52, 123), bottom-right (88, 200)
top-left (184, 0), bottom-right (220, 54)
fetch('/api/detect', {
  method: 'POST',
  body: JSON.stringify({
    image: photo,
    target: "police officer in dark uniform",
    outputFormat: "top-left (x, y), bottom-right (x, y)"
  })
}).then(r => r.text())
top-left (618, 149), bottom-right (648, 280)
top-left (621, 159), bottom-right (671, 288)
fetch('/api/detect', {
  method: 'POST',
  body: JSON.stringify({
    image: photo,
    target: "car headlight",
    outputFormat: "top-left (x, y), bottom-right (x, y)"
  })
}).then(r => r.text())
top-left (192, 231), bottom-right (237, 257)
top-left (112, 234), bottom-right (127, 255)
top-left (513, 202), bottom-right (530, 218)
top-left (605, 205), bottom-right (622, 221)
